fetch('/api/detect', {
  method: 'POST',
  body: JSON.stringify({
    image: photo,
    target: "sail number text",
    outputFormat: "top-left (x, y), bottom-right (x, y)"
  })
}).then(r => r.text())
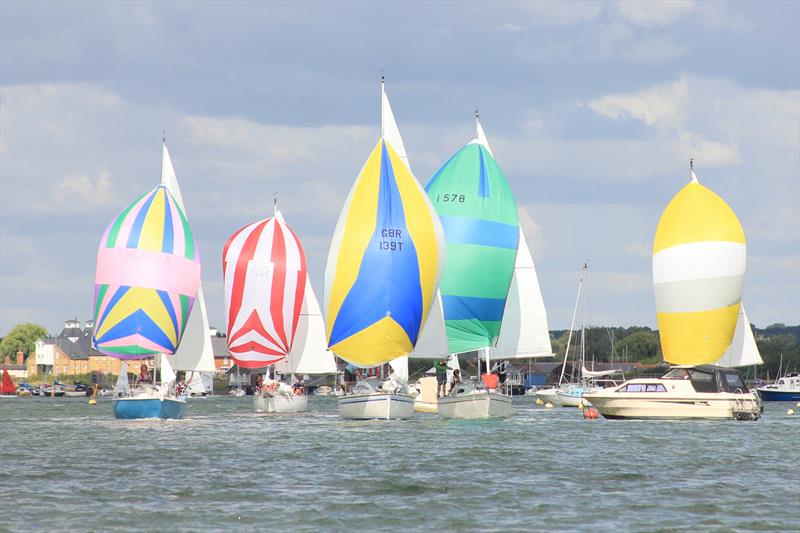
top-left (436, 193), bottom-right (466, 203)
top-left (379, 228), bottom-right (404, 251)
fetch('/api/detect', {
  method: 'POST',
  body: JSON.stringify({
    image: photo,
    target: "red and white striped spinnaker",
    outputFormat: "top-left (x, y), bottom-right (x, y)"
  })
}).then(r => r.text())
top-left (223, 212), bottom-right (307, 368)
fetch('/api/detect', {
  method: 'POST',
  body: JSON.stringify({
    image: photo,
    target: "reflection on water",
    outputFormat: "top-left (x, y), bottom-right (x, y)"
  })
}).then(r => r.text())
top-left (1, 396), bottom-right (798, 532)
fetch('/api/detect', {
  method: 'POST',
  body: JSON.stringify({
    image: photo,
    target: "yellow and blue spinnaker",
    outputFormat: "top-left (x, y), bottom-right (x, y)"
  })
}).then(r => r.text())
top-left (324, 140), bottom-right (444, 367)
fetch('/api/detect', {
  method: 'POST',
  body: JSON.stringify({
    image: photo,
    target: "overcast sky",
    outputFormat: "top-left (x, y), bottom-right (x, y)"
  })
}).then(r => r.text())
top-left (1, 0), bottom-right (798, 337)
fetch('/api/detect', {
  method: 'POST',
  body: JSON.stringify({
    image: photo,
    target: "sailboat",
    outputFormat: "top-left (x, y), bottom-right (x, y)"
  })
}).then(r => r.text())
top-left (409, 112), bottom-right (550, 419)
top-left (93, 142), bottom-right (201, 419)
top-left (158, 141), bottom-right (216, 397)
top-left (1, 367), bottom-right (17, 398)
top-left (223, 207), bottom-right (318, 413)
top-left (325, 77), bottom-right (445, 420)
top-left (584, 162), bottom-right (763, 420)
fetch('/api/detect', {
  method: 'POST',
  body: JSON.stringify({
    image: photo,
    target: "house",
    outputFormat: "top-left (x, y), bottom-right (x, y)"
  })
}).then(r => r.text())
top-left (32, 318), bottom-right (234, 379)
top-left (32, 319), bottom-right (124, 378)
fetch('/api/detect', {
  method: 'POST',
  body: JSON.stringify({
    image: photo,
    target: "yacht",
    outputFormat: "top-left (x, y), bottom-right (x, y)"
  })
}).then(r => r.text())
top-left (583, 365), bottom-right (762, 420)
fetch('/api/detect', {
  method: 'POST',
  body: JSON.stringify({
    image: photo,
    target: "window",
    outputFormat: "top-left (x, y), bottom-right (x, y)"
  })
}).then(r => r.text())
top-left (622, 383), bottom-right (666, 392)
top-left (622, 383), bottom-right (645, 392)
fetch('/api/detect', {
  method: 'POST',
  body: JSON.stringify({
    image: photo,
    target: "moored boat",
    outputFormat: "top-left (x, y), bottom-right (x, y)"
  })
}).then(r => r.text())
top-left (1, 368), bottom-right (18, 398)
top-left (757, 373), bottom-right (800, 401)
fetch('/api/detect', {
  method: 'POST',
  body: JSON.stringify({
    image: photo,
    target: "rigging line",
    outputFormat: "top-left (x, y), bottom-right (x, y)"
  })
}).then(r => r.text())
top-left (587, 273), bottom-right (619, 360)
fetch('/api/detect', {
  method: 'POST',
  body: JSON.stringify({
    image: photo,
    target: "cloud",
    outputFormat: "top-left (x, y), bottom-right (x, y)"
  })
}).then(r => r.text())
top-left (612, 0), bottom-right (696, 28)
top-left (588, 77), bottom-right (689, 127)
top-left (54, 171), bottom-right (115, 206)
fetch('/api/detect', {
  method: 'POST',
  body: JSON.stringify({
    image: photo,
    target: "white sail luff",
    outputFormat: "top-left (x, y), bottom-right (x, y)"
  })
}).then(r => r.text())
top-left (494, 227), bottom-right (552, 359)
top-left (381, 80), bottom-right (409, 167)
top-left (470, 114), bottom-right (494, 157)
top-left (715, 304), bottom-right (763, 368)
top-left (160, 141), bottom-right (215, 373)
top-left (275, 276), bottom-right (336, 375)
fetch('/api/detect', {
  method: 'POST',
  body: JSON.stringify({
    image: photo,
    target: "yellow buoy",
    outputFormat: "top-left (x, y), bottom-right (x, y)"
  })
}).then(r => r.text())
top-left (788, 409), bottom-right (795, 416)
top-left (88, 398), bottom-right (97, 406)
top-left (544, 402), bottom-right (553, 409)
top-left (535, 398), bottom-right (543, 405)
top-left (796, 402), bottom-right (800, 407)
top-left (577, 402), bottom-right (585, 410)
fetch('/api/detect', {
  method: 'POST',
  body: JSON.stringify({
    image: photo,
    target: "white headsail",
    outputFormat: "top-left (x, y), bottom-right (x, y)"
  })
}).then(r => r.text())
top-left (494, 226), bottom-right (553, 359)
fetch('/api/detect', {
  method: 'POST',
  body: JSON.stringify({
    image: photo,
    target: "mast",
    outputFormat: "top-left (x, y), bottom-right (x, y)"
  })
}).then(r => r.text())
top-left (558, 263), bottom-right (586, 386)
top-left (580, 265), bottom-right (587, 384)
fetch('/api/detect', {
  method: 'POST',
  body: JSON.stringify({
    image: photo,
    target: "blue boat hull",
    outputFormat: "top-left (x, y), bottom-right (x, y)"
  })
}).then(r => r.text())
top-left (757, 389), bottom-right (800, 402)
top-left (113, 397), bottom-right (186, 419)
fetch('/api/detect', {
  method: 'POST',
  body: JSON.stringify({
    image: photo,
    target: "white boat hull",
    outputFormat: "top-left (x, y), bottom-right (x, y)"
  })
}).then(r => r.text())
top-left (534, 388), bottom-right (559, 405)
top-left (254, 393), bottom-right (308, 413)
top-left (437, 390), bottom-right (512, 419)
top-left (338, 392), bottom-right (414, 420)
top-left (584, 393), bottom-right (761, 419)
top-left (414, 399), bottom-right (438, 413)
top-left (557, 390), bottom-right (591, 407)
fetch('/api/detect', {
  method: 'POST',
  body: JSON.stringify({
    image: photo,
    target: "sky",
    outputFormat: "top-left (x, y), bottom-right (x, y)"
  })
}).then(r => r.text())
top-left (1, 0), bottom-right (798, 337)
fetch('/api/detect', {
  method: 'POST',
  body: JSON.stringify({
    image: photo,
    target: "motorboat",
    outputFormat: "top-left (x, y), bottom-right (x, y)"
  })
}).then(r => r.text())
top-left (583, 365), bottom-right (762, 420)
top-left (757, 373), bottom-right (800, 401)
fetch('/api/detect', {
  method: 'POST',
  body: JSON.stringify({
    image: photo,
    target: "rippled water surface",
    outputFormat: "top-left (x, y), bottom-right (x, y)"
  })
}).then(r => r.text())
top-left (1, 396), bottom-right (798, 532)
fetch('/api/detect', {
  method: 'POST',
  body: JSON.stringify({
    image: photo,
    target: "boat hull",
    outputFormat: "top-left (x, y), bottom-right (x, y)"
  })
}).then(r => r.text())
top-left (437, 390), bottom-right (512, 419)
top-left (113, 397), bottom-right (186, 419)
top-left (413, 399), bottom-right (438, 413)
top-left (584, 393), bottom-right (761, 420)
top-left (534, 388), bottom-right (559, 405)
top-left (557, 389), bottom-right (594, 407)
top-left (338, 392), bottom-right (414, 420)
top-left (253, 394), bottom-right (308, 413)
top-left (756, 389), bottom-right (800, 402)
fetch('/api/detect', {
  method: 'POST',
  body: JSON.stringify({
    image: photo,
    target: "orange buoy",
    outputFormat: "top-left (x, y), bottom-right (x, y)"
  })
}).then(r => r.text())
top-left (583, 406), bottom-right (599, 420)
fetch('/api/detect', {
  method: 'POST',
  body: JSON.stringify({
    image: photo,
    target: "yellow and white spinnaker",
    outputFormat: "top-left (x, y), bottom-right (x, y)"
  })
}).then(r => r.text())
top-left (653, 168), bottom-right (747, 365)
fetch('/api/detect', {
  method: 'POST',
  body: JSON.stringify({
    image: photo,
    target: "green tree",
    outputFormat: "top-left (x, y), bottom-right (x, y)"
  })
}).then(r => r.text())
top-left (617, 331), bottom-right (662, 362)
top-left (1, 323), bottom-right (48, 360)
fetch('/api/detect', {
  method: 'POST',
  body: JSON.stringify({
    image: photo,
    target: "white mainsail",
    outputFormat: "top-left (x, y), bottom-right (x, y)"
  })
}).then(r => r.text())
top-left (468, 112), bottom-right (494, 157)
top-left (715, 304), bottom-right (763, 368)
top-left (275, 276), bottom-right (336, 375)
top-left (161, 141), bottom-right (215, 375)
top-left (494, 226), bottom-right (553, 359)
top-left (408, 291), bottom-right (448, 359)
top-left (381, 76), bottom-right (409, 167)
top-left (160, 353), bottom-right (176, 387)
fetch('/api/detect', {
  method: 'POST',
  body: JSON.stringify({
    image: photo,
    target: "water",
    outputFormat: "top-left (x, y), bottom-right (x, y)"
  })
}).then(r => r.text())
top-left (1, 396), bottom-right (798, 533)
